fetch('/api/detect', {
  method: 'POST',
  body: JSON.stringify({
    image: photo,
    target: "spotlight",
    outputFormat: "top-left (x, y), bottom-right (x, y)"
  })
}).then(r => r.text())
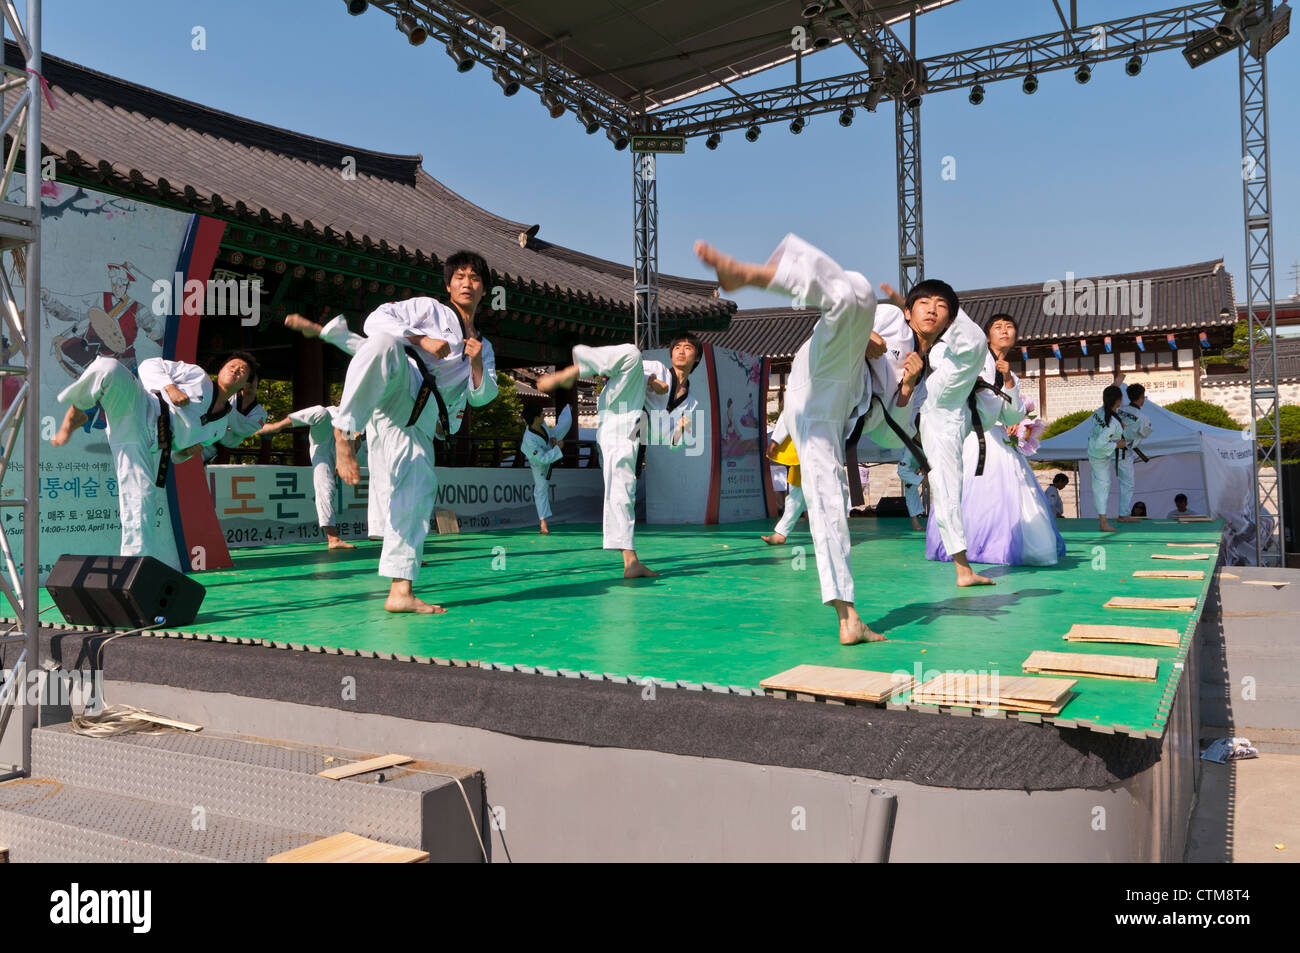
top-left (1216, 9), bottom-right (1247, 40)
top-left (969, 83), bottom-right (985, 105)
top-left (1023, 73), bottom-right (1038, 94)
top-left (867, 47), bottom-right (885, 82)
top-left (539, 89), bottom-right (565, 119)
top-left (343, 0), bottom-right (368, 14)
top-left (1247, 4), bottom-right (1290, 60)
top-left (838, 107), bottom-right (853, 127)
top-left (789, 115), bottom-right (805, 134)
top-left (396, 13), bottom-right (426, 46)
top-left (576, 103), bottom-right (600, 135)
top-left (812, 20), bottom-right (834, 50)
top-left (706, 132), bottom-right (721, 150)
top-left (1125, 55), bottom-right (1143, 76)
top-left (1075, 63), bottom-right (1091, 84)
top-left (1183, 26), bottom-right (1243, 67)
top-left (864, 83), bottom-right (883, 112)
top-left (1219, 0), bottom-right (1244, 10)
top-left (607, 127), bottom-right (629, 151)
top-left (745, 124), bottom-right (761, 142)
top-left (445, 39), bottom-right (474, 73)
top-left (801, 2), bottom-right (825, 17)
top-left (492, 66), bottom-right (520, 96)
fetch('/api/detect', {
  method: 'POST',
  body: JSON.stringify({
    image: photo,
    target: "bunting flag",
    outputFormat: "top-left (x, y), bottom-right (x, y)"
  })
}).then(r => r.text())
top-left (1167, 333), bottom-right (1178, 351)
top-left (1079, 338), bottom-right (1088, 356)
top-left (1020, 346), bottom-right (1029, 362)
top-left (1051, 343), bottom-right (1062, 360)
top-left (1104, 335), bottom-right (1113, 353)
top-left (1198, 331), bottom-right (1210, 349)
top-left (1135, 335), bottom-right (1145, 352)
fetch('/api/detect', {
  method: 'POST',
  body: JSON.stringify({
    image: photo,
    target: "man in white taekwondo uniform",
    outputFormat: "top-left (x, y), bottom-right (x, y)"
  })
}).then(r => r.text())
top-left (257, 405), bottom-right (358, 550)
top-left (893, 281), bottom-right (997, 587)
top-left (202, 368), bottom-right (268, 464)
top-left (1115, 377), bottom-right (1153, 522)
top-left (536, 332), bottom-right (700, 578)
top-left (331, 251), bottom-right (499, 614)
top-left (52, 351), bottom-right (255, 570)
top-left (696, 235), bottom-right (885, 646)
top-left (520, 402), bottom-right (573, 534)
top-left (1087, 383), bottom-right (1127, 534)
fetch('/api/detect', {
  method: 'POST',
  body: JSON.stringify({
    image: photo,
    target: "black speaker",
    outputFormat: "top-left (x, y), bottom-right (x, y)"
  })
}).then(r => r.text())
top-left (873, 496), bottom-right (911, 518)
top-left (45, 555), bottom-right (206, 628)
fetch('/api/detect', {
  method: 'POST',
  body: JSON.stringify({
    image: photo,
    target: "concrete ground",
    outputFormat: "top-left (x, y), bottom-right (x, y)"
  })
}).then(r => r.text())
top-left (1186, 566), bottom-right (1300, 862)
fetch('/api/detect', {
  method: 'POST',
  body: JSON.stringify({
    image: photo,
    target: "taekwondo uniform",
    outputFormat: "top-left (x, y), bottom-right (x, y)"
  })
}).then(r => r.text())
top-left (763, 234), bottom-right (877, 605)
top-left (898, 452), bottom-right (925, 520)
top-left (333, 299), bottom-right (498, 581)
top-left (202, 394), bottom-right (267, 463)
top-left (1044, 484), bottom-right (1064, 519)
top-left (520, 406), bottom-right (573, 523)
top-left (1116, 402), bottom-right (1153, 516)
top-left (285, 405), bottom-right (346, 530)
top-left (57, 356), bottom-right (236, 570)
top-left (573, 345), bottom-right (696, 552)
top-left (917, 308), bottom-right (990, 560)
top-left (318, 315), bottom-right (389, 541)
top-left (1087, 407), bottom-right (1126, 517)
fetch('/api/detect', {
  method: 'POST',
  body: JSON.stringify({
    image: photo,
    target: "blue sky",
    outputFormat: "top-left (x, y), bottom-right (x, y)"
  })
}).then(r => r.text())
top-left (42, 1), bottom-right (1300, 312)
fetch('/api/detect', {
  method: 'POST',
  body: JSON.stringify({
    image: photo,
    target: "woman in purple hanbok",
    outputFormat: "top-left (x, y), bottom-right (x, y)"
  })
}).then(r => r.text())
top-left (926, 314), bottom-right (1066, 567)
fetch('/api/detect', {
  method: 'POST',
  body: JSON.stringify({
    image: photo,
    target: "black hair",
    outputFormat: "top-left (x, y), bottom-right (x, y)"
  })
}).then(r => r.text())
top-left (984, 312), bottom-right (1018, 335)
top-left (1131, 501), bottom-right (1147, 517)
top-left (668, 330), bottom-right (703, 371)
top-left (520, 399), bottom-right (547, 422)
top-left (1126, 383), bottom-right (1145, 403)
top-left (223, 349), bottom-right (260, 381)
top-left (1053, 472), bottom-right (1069, 486)
top-left (444, 250), bottom-right (491, 291)
top-left (1102, 384), bottom-right (1123, 420)
top-left (1175, 493), bottom-right (1188, 504)
top-left (904, 279), bottom-right (959, 321)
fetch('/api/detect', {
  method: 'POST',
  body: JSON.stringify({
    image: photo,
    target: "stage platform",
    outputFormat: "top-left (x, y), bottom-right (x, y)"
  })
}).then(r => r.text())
top-left (40, 518), bottom-right (1220, 739)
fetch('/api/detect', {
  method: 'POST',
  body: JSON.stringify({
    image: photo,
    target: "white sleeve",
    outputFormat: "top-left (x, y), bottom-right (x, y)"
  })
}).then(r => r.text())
top-left (766, 233), bottom-right (876, 346)
top-left (770, 411), bottom-right (789, 445)
top-left (319, 315), bottom-right (366, 357)
top-left (551, 405), bottom-right (573, 442)
top-left (138, 358), bottom-right (206, 402)
top-left (362, 298), bottom-right (439, 340)
top-left (288, 405), bottom-right (330, 428)
top-left (467, 338), bottom-right (498, 407)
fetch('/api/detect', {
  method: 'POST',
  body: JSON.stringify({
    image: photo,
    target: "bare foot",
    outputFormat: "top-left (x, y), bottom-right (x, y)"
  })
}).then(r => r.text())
top-left (623, 559), bottom-right (660, 579)
top-left (537, 365), bottom-right (580, 393)
top-left (694, 240), bottom-right (757, 292)
top-left (840, 618), bottom-right (887, 645)
top-left (956, 568), bottom-right (995, 587)
top-left (1099, 518), bottom-right (1118, 533)
top-left (910, 517), bottom-right (923, 531)
top-left (285, 313), bottom-right (323, 337)
top-left (761, 532), bottom-right (787, 545)
top-left (51, 405), bottom-right (89, 447)
top-left (335, 429), bottom-right (360, 485)
top-left (327, 536), bottom-right (356, 550)
top-left (384, 592), bottom-right (446, 614)
top-left (539, 519), bottom-right (550, 535)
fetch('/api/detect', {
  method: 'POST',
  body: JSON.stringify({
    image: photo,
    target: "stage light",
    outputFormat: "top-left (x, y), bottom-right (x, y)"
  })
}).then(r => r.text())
top-left (868, 47), bottom-right (885, 82)
top-left (706, 132), bottom-right (721, 150)
top-left (539, 89), bottom-right (565, 119)
top-left (864, 83), bottom-right (883, 112)
top-left (1183, 26), bottom-right (1243, 67)
top-left (576, 103), bottom-right (600, 135)
top-left (1247, 4), bottom-right (1291, 60)
top-left (838, 108), bottom-right (853, 127)
top-left (801, 2), bottom-right (825, 18)
top-left (607, 127), bottom-right (629, 150)
top-left (745, 124), bottom-right (761, 142)
top-left (1219, 0), bottom-right (1244, 10)
top-left (343, 0), bottom-right (367, 15)
top-left (1125, 55), bottom-right (1143, 76)
top-left (1023, 73), bottom-right (1038, 94)
top-left (396, 13), bottom-right (426, 46)
top-left (1216, 8), bottom-right (1247, 40)
top-left (445, 39), bottom-right (474, 73)
top-left (1075, 63), bottom-right (1091, 84)
top-left (492, 66), bottom-right (520, 96)
top-left (969, 83), bottom-right (984, 105)
top-left (812, 20), bottom-right (834, 50)
top-left (789, 115), bottom-right (805, 134)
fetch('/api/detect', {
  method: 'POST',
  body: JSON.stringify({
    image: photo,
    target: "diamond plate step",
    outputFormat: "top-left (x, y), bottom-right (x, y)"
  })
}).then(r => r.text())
top-left (0, 778), bottom-right (319, 863)
top-left (30, 724), bottom-right (484, 859)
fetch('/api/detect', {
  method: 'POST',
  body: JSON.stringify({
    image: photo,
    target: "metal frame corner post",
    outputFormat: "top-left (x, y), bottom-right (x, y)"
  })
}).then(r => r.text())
top-left (895, 98), bottom-right (923, 295)
top-left (633, 149), bottom-right (659, 350)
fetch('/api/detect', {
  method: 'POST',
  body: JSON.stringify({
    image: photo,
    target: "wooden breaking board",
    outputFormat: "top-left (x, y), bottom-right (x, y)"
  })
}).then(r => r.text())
top-left (268, 832), bottom-right (429, 863)
top-left (913, 673), bottom-right (1074, 714)
top-left (1023, 650), bottom-right (1158, 682)
top-left (1133, 570), bottom-right (1205, 580)
top-left (1105, 596), bottom-right (1197, 611)
top-left (1167, 543), bottom-right (1217, 548)
top-left (1064, 623), bottom-right (1181, 647)
top-left (760, 665), bottom-right (915, 703)
top-left (1151, 553), bottom-right (1210, 561)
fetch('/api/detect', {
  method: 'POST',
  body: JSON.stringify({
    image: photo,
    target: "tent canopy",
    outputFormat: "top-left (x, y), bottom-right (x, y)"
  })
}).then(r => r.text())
top-left (1033, 400), bottom-right (1246, 461)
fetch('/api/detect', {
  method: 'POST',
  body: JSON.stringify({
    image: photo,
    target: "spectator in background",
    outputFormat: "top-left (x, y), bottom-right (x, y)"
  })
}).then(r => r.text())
top-left (1044, 472), bottom-right (1068, 520)
top-left (1130, 501), bottom-right (1147, 518)
top-left (1166, 493), bottom-right (1194, 518)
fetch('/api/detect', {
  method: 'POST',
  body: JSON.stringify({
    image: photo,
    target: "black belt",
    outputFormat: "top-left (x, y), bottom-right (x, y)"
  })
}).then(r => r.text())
top-left (152, 391), bottom-right (172, 488)
top-left (966, 378), bottom-right (1013, 477)
top-left (844, 411), bottom-right (867, 451)
top-left (404, 345), bottom-right (449, 436)
top-left (872, 392), bottom-right (930, 475)
top-left (1133, 446), bottom-right (1150, 463)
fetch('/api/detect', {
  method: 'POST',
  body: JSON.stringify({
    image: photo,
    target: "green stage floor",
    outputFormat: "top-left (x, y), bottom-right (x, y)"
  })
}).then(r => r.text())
top-left (42, 518), bottom-right (1221, 738)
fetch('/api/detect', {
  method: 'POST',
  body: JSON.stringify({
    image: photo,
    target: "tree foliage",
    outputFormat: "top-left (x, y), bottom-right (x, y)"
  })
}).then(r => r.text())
top-left (1256, 404), bottom-right (1300, 464)
top-left (1164, 398), bottom-right (1244, 431)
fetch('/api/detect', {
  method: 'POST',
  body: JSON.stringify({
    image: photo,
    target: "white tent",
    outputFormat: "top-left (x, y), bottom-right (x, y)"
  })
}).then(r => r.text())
top-left (1032, 402), bottom-right (1274, 564)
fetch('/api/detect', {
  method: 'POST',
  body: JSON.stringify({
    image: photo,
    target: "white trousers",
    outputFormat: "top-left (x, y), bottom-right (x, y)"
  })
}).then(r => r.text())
top-left (337, 334), bottom-right (435, 581)
top-left (774, 484), bottom-right (805, 537)
top-left (532, 469), bottom-right (553, 521)
top-left (57, 357), bottom-right (179, 570)
top-left (898, 457), bottom-right (925, 518)
top-left (791, 421), bottom-right (854, 604)
top-left (1117, 452), bottom-right (1136, 516)
top-left (1091, 455), bottom-right (1115, 517)
top-left (921, 410), bottom-right (968, 557)
top-left (575, 343), bottom-right (643, 552)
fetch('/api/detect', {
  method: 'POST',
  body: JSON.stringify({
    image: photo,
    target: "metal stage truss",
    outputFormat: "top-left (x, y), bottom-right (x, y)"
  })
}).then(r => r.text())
top-left (355, 0), bottom-right (1288, 564)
